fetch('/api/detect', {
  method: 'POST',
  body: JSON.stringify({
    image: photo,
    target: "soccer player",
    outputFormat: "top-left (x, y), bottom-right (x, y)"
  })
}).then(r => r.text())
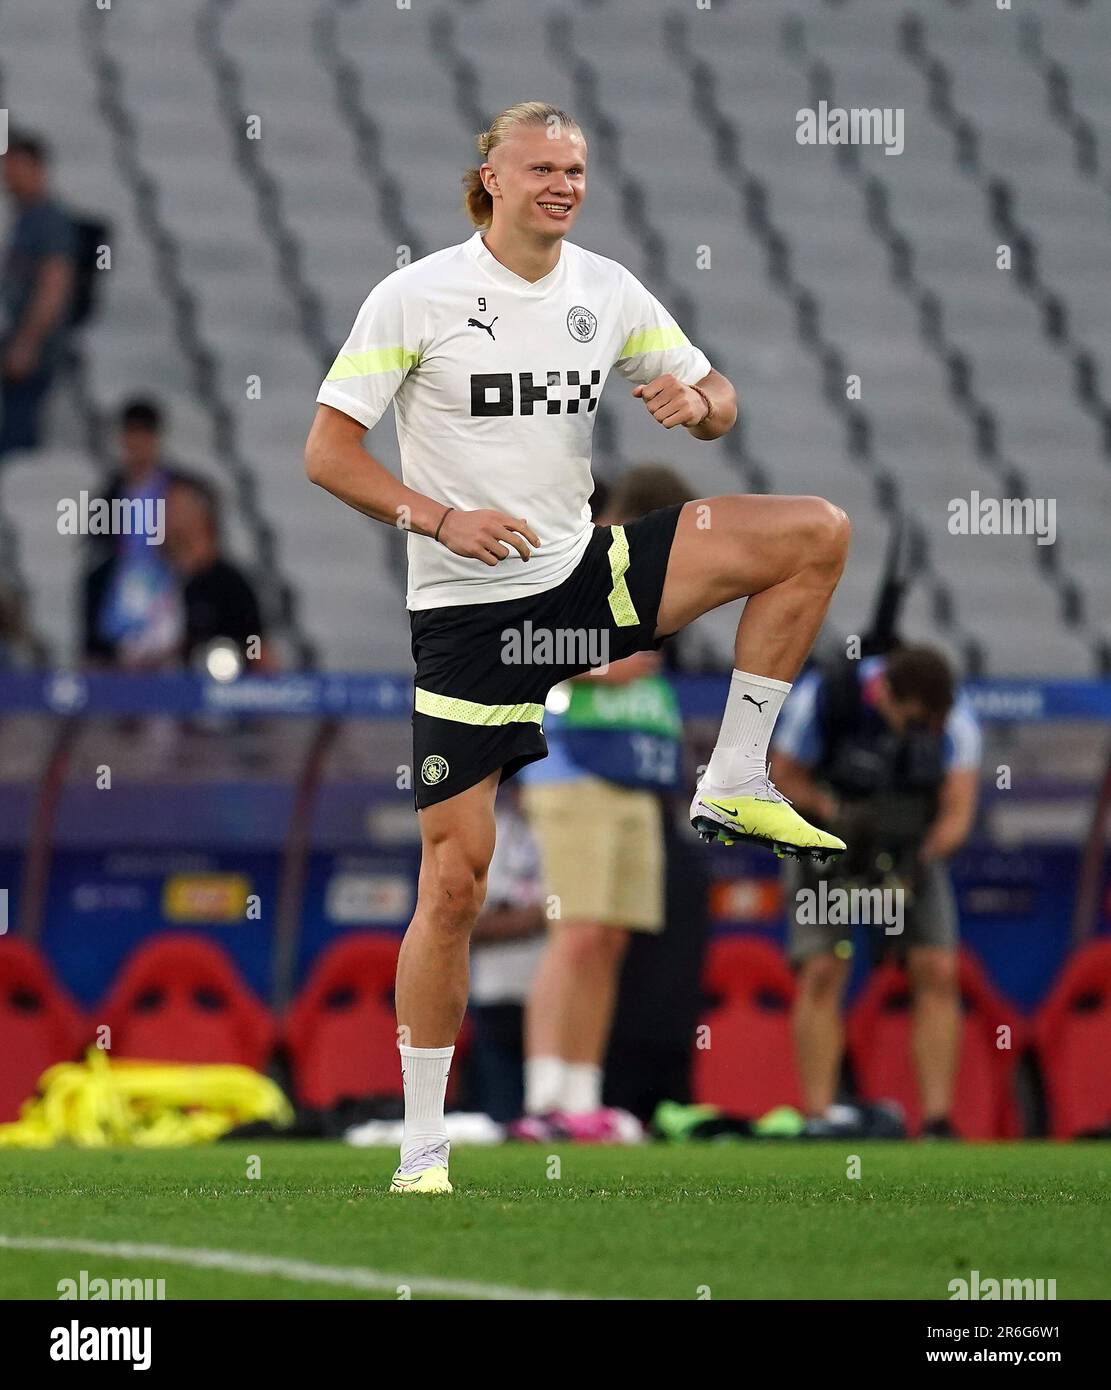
top-left (305, 102), bottom-right (849, 1193)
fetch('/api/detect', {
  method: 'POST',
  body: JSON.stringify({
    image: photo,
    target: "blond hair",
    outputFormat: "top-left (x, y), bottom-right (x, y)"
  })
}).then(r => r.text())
top-left (462, 101), bottom-right (582, 229)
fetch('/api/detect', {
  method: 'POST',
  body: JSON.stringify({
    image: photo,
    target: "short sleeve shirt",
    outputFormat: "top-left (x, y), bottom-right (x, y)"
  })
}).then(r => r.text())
top-left (318, 232), bottom-right (711, 610)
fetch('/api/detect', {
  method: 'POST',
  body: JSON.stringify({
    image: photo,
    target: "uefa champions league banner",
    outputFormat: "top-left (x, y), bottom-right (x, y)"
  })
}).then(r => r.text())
top-left (0, 671), bottom-right (414, 718)
top-left (0, 672), bottom-right (1109, 722)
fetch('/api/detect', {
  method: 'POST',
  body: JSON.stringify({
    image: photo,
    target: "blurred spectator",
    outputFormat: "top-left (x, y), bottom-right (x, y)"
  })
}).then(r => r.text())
top-left (0, 582), bottom-right (43, 669)
top-left (83, 460), bottom-right (267, 672)
top-left (516, 464), bottom-right (692, 1135)
top-left (82, 400), bottom-right (182, 669)
top-left (0, 132), bottom-right (76, 459)
top-left (466, 789), bottom-right (546, 1122)
top-left (771, 644), bottom-right (982, 1138)
top-left (88, 399), bottom-right (181, 565)
top-left (164, 475), bottom-right (268, 671)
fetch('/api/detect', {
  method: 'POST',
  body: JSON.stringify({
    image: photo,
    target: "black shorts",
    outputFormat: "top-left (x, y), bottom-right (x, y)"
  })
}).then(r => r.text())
top-left (408, 504), bottom-right (683, 810)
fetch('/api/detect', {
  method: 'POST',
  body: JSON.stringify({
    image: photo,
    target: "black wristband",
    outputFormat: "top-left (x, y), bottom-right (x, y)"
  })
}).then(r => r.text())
top-left (433, 506), bottom-right (454, 544)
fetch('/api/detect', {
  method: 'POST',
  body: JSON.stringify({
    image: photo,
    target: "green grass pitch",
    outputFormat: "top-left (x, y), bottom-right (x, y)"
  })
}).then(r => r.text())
top-left (1, 1141), bottom-right (1107, 1300)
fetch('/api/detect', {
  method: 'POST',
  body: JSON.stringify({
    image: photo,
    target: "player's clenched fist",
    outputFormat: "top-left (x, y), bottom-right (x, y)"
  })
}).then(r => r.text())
top-left (632, 374), bottom-right (709, 429)
top-left (437, 509), bottom-right (541, 567)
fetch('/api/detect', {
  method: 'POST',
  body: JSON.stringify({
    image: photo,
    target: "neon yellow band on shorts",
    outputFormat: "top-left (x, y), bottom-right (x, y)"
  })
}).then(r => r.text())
top-left (607, 525), bottom-right (639, 628)
top-left (414, 688), bottom-right (545, 726)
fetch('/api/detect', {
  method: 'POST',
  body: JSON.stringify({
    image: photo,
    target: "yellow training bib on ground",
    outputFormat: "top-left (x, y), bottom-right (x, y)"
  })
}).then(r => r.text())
top-left (0, 1048), bottom-right (292, 1148)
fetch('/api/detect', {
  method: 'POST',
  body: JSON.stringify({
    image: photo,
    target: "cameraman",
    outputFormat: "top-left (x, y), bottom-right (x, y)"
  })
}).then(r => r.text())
top-left (770, 645), bottom-right (981, 1138)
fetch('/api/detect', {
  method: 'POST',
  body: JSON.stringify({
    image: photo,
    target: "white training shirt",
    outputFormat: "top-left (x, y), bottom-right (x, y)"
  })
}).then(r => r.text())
top-left (317, 231), bottom-right (712, 610)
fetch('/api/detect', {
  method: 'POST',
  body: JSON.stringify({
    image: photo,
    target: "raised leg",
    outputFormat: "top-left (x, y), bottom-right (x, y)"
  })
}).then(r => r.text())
top-left (656, 494), bottom-right (851, 667)
top-left (658, 495), bottom-right (851, 859)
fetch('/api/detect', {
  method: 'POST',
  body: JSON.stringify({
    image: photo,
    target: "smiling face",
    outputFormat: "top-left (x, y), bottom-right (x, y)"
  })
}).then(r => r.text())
top-left (482, 122), bottom-right (587, 242)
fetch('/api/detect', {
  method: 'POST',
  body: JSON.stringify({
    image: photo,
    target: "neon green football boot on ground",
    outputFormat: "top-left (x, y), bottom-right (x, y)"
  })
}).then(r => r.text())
top-left (690, 779), bottom-right (846, 863)
top-left (392, 1162), bottom-right (450, 1195)
top-left (390, 1143), bottom-right (453, 1194)
top-left (389, 1164), bottom-right (453, 1195)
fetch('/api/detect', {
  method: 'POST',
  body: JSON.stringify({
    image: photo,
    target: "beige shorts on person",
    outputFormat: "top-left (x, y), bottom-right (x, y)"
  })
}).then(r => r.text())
top-left (521, 775), bottom-right (665, 932)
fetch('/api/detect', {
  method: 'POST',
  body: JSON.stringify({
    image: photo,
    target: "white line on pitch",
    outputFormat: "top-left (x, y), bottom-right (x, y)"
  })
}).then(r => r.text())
top-left (0, 1234), bottom-right (595, 1301)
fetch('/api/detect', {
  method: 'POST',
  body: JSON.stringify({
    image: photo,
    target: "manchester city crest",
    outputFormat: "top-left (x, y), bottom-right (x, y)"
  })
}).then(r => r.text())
top-left (567, 306), bottom-right (598, 342)
top-left (421, 754), bottom-right (449, 786)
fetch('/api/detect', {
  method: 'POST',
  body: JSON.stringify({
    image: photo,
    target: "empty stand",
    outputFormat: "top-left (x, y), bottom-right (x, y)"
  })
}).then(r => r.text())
top-left (1032, 938), bottom-right (1111, 1138)
top-left (1, 0), bottom-right (1106, 671)
top-left (97, 933), bottom-right (275, 1067)
top-left (284, 932), bottom-right (402, 1109)
top-left (693, 935), bottom-right (803, 1116)
top-left (847, 947), bottom-right (1025, 1138)
top-left (0, 938), bottom-right (88, 1122)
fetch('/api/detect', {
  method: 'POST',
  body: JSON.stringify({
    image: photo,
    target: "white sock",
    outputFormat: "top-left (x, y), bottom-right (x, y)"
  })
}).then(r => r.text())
top-left (399, 1044), bottom-right (454, 1169)
top-left (525, 1055), bottom-right (567, 1115)
top-left (560, 1062), bottom-right (603, 1115)
top-left (703, 668), bottom-right (792, 794)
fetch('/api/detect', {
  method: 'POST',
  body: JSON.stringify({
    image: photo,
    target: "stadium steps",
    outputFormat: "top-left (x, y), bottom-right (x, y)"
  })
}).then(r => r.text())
top-left (770, 21), bottom-right (1105, 672)
top-left (84, 0), bottom-right (312, 663)
top-left (696, 3), bottom-right (1102, 674)
top-left (4, 0), bottom-right (1106, 673)
top-left (656, 12), bottom-right (985, 670)
top-left (893, 11), bottom-right (1111, 668)
top-left (900, 12), bottom-right (1111, 443)
top-left (0, 0), bottom-right (312, 663)
top-left (191, 0), bottom-right (420, 667)
top-left (0, 449), bottom-right (101, 662)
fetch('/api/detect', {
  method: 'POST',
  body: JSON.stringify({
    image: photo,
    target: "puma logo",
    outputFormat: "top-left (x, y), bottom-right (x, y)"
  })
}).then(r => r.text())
top-left (742, 693), bottom-right (768, 712)
top-left (467, 315), bottom-right (498, 340)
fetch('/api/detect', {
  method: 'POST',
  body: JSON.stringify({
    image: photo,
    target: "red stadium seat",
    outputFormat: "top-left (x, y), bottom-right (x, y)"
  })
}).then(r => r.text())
top-left (0, 939), bottom-right (88, 1122)
top-left (284, 933), bottom-right (404, 1109)
top-left (1032, 940), bottom-right (1111, 1138)
top-left (98, 934), bottom-right (274, 1069)
top-left (846, 948), bottom-right (1024, 1138)
top-left (693, 935), bottom-right (802, 1116)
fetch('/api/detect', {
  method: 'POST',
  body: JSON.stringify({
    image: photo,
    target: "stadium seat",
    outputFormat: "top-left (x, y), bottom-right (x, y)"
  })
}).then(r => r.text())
top-left (97, 934), bottom-right (275, 1069)
top-left (693, 936), bottom-right (803, 1116)
top-left (284, 933), bottom-right (405, 1109)
top-left (2, 0), bottom-right (1108, 670)
top-left (846, 948), bottom-right (1025, 1138)
top-left (0, 938), bottom-right (89, 1122)
top-left (1031, 940), bottom-right (1111, 1138)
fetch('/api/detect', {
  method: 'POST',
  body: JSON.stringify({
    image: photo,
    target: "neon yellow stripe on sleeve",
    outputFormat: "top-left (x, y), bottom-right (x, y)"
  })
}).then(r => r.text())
top-left (325, 347), bottom-right (420, 381)
top-left (618, 325), bottom-right (689, 359)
